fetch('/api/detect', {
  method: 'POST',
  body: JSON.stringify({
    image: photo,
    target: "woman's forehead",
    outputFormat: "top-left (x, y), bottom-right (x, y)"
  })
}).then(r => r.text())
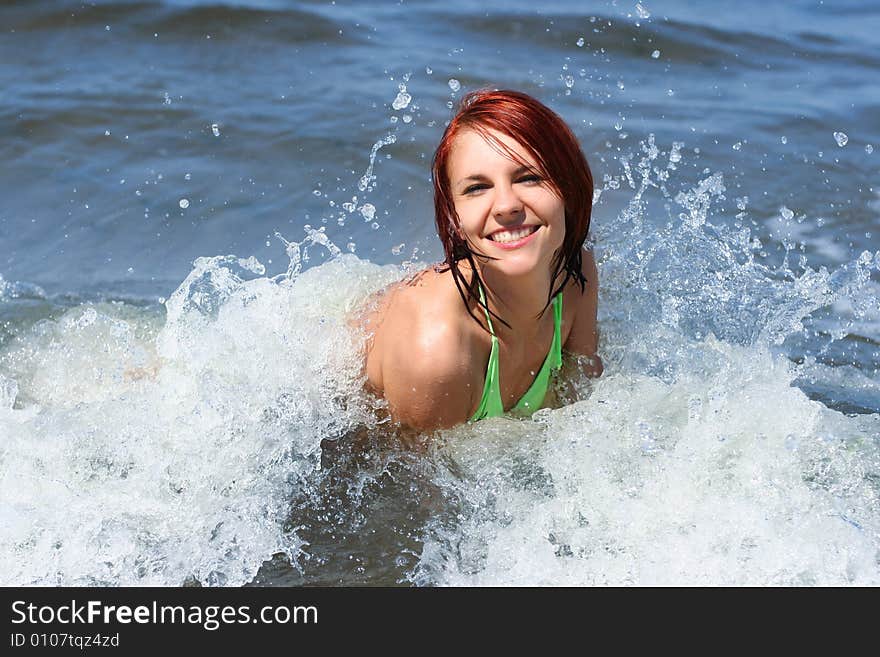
top-left (448, 127), bottom-right (537, 175)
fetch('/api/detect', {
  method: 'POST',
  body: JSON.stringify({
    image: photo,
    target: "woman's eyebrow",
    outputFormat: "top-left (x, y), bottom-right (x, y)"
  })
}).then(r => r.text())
top-left (457, 165), bottom-right (533, 185)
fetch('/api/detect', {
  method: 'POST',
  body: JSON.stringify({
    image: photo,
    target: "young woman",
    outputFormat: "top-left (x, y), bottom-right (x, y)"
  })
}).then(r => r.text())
top-left (360, 89), bottom-right (602, 431)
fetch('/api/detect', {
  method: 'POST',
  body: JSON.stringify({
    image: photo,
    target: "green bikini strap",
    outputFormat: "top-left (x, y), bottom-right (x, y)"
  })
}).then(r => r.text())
top-left (476, 283), bottom-right (496, 337)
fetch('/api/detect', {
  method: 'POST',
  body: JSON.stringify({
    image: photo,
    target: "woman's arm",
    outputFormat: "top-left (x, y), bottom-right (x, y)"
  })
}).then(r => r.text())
top-left (563, 246), bottom-right (603, 377)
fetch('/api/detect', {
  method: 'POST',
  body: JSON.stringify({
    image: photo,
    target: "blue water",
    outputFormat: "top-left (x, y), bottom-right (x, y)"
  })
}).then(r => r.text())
top-left (1, 0), bottom-right (878, 586)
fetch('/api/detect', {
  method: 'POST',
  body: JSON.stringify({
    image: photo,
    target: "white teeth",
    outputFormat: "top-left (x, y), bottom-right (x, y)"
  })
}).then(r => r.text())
top-left (490, 226), bottom-right (537, 243)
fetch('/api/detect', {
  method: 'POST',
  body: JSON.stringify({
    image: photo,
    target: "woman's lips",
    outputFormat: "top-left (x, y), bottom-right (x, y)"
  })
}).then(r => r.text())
top-left (486, 225), bottom-right (541, 250)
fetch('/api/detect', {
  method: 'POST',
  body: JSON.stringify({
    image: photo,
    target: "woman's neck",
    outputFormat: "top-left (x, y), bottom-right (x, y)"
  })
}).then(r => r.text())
top-left (472, 264), bottom-right (560, 344)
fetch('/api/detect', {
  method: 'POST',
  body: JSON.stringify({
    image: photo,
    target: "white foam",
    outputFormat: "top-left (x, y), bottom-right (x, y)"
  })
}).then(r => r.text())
top-left (418, 343), bottom-right (880, 585)
top-left (0, 254), bottom-right (400, 585)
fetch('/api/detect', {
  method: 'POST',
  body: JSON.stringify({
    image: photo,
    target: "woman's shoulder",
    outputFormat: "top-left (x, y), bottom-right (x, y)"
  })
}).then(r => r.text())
top-left (362, 265), bottom-right (483, 428)
top-left (361, 265), bottom-right (465, 330)
top-left (363, 266), bottom-right (481, 374)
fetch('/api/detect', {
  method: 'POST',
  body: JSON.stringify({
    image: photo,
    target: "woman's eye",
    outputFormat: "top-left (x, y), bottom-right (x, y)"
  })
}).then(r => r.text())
top-left (462, 176), bottom-right (540, 194)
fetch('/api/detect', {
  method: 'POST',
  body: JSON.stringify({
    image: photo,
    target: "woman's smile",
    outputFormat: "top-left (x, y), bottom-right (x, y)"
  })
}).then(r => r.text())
top-left (486, 224), bottom-right (541, 248)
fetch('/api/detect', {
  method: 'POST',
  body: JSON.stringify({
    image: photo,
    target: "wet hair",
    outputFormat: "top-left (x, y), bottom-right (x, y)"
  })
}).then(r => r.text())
top-left (431, 88), bottom-right (594, 331)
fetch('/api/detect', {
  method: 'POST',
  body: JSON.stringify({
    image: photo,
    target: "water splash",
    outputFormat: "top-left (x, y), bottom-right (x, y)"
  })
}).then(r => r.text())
top-left (0, 246), bottom-right (400, 585)
top-left (357, 134), bottom-right (397, 193)
top-left (1, 132), bottom-right (878, 587)
top-left (412, 134), bottom-right (880, 586)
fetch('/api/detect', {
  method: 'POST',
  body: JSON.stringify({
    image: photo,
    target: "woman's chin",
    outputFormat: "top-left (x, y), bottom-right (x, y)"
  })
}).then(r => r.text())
top-left (484, 254), bottom-right (547, 280)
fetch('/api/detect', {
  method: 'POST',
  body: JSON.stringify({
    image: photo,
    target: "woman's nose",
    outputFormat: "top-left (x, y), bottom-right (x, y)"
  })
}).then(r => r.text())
top-left (491, 184), bottom-right (524, 221)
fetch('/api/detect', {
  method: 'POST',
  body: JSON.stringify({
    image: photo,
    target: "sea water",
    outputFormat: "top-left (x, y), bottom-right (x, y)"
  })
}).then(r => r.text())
top-left (1, 0), bottom-right (878, 585)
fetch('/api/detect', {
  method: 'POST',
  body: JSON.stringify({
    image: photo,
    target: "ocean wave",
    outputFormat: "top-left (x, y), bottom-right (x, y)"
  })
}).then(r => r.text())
top-left (4, 0), bottom-right (366, 45)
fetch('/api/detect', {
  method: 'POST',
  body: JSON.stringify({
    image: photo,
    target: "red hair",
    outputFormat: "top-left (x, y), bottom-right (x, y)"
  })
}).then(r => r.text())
top-left (431, 88), bottom-right (594, 329)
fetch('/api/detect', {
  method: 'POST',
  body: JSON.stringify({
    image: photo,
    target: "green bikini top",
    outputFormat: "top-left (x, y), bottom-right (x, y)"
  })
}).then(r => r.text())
top-left (469, 284), bottom-right (563, 422)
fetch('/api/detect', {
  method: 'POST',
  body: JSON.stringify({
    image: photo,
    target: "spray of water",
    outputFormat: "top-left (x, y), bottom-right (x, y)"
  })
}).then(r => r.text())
top-left (413, 135), bottom-right (880, 585)
top-left (0, 134), bottom-right (877, 586)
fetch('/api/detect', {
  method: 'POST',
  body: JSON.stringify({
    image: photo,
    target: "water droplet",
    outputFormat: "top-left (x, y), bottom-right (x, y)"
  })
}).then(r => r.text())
top-left (617, 80), bottom-right (625, 90)
top-left (635, 2), bottom-right (651, 19)
top-left (732, 141), bottom-right (742, 151)
top-left (425, 66), bottom-right (433, 75)
top-left (179, 199), bottom-right (189, 209)
top-left (211, 123), bottom-right (220, 137)
top-left (866, 144), bottom-right (874, 154)
top-left (392, 88), bottom-right (412, 110)
top-left (563, 75), bottom-right (574, 89)
top-left (780, 206), bottom-right (794, 221)
top-left (371, 222), bottom-right (379, 230)
top-left (667, 88), bottom-right (674, 96)
top-left (392, 243), bottom-right (404, 255)
top-left (104, 130), bottom-right (111, 136)
top-left (347, 242), bottom-right (356, 252)
top-left (163, 92), bottom-right (171, 105)
top-left (651, 49), bottom-right (660, 59)
top-left (576, 37), bottom-right (585, 47)
top-left (359, 203), bottom-right (376, 220)
top-left (448, 78), bottom-right (461, 92)
top-left (833, 131), bottom-right (848, 147)
top-left (184, 173), bottom-right (191, 180)
top-left (781, 135), bottom-right (787, 144)
top-left (402, 114), bottom-right (412, 123)
top-left (312, 189), bottom-right (321, 197)
top-left (105, 25), bottom-right (110, 31)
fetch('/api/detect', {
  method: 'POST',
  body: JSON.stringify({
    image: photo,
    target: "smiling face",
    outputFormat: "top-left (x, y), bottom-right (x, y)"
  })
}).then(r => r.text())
top-left (447, 128), bottom-right (566, 280)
